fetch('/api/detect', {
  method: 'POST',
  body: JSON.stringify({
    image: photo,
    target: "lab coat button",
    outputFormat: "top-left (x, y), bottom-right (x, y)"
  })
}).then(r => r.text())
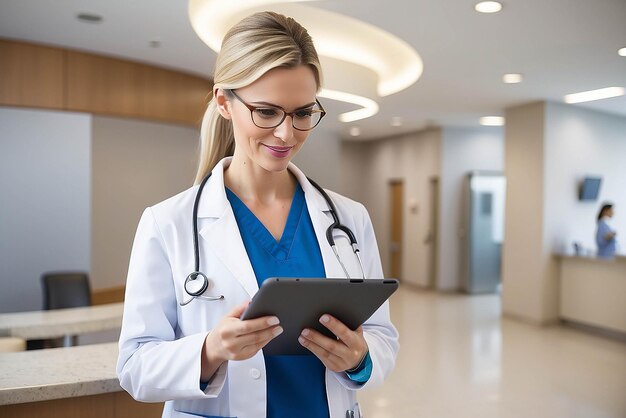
top-left (250, 368), bottom-right (261, 379)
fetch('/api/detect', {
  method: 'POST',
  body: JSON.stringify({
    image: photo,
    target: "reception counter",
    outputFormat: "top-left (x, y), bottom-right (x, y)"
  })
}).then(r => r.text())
top-left (558, 254), bottom-right (626, 335)
top-left (0, 302), bottom-right (123, 340)
top-left (0, 342), bottom-right (162, 417)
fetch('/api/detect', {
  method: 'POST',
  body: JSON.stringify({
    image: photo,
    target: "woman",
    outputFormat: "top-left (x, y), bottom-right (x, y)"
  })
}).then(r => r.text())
top-left (596, 203), bottom-right (617, 258)
top-left (117, 11), bottom-right (398, 418)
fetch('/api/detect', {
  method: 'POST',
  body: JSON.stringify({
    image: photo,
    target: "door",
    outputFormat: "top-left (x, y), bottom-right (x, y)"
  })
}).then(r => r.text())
top-left (425, 177), bottom-right (440, 288)
top-left (389, 181), bottom-right (403, 280)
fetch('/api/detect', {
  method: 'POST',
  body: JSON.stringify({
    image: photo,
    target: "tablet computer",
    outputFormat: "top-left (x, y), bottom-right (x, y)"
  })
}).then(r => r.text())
top-left (240, 278), bottom-right (399, 355)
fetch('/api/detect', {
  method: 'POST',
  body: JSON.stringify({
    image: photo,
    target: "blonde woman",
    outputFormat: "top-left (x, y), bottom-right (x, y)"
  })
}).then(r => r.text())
top-left (117, 11), bottom-right (398, 418)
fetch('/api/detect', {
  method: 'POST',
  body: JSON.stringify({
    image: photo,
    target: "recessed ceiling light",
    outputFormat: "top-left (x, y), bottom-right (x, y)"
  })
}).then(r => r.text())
top-left (564, 87), bottom-right (625, 104)
top-left (391, 117), bottom-right (403, 127)
top-left (618, 47), bottom-right (626, 57)
top-left (475, 1), bottom-right (503, 13)
top-left (76, 13), bottom-right (103, 23)
top-left (349, 126), bottom-right (361, 137)
top-left (480, 116), bottom-right (505, 126)
top-left (503, 73), bottom-right (523, 84)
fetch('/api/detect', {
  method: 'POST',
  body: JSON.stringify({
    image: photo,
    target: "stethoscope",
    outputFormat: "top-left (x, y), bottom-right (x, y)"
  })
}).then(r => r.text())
top-left (180, 172), bottom-right (366, 306)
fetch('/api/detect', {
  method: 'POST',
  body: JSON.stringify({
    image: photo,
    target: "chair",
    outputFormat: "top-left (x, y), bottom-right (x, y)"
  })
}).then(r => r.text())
top-left (42, 272), bottom-right (92, 310)
top-left (39, 272), bottom-right (92, 347)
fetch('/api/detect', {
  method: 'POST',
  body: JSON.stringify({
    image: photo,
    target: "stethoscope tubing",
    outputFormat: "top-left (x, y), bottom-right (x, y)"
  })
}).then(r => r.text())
top-left (182, 173), bottom-right (365, 305)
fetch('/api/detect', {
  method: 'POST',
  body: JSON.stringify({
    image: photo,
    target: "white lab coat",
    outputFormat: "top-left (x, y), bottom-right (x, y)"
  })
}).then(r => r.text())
top-left (117, 157), bottom-right (399, 418)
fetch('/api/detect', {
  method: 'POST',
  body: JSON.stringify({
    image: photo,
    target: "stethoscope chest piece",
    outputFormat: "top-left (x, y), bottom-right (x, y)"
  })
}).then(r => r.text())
top-left (184, 272), bottom-right (209, 296)
top-left (180, 271), bottom-right (224, 306)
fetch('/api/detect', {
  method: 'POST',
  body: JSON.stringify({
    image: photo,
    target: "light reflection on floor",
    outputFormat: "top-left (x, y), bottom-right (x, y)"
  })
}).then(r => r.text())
top-left (359, 287), bottom-right (626, 418)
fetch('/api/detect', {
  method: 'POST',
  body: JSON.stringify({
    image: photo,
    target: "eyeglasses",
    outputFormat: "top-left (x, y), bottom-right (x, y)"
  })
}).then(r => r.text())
top-left (227, 89), bottom-right (326, 131)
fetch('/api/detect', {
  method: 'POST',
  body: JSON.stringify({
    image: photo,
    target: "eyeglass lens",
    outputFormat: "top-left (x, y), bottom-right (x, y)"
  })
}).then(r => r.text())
top-left (252, 107), bottom-right (323, 130)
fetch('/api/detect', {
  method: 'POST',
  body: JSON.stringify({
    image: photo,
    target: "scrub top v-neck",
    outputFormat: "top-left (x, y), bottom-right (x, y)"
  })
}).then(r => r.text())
top-left (225, 182), bottom-right (330, 418)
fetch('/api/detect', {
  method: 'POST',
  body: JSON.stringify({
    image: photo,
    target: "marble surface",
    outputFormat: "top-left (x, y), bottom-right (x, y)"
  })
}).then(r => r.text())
top-left (0, 342), bottom-right (120, 405)
top-left (0, 302), bottom-right (123, 339)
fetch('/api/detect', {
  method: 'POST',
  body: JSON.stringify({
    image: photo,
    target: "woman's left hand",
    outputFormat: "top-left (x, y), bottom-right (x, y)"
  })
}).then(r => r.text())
top-left (298, 314), bottom-right (368, 373)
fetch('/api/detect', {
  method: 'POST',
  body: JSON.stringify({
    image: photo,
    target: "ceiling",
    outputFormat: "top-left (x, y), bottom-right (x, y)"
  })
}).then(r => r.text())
top-left (1, 0), bottom-right (625, 140)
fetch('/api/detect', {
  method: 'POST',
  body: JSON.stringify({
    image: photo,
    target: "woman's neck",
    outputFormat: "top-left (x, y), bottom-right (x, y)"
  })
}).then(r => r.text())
top-left (224, 155), bottom-right (296, 205)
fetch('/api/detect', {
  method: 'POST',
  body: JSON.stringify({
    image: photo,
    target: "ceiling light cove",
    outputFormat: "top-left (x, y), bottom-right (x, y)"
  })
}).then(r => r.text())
top-left (564, 87), bottom-right (625, 104)
top-left (188, 0), bottom-right (423, 122)
top-left (319, 89), bottom-right (379, 123)
top-left (475, 1), bottom-right (503, 13)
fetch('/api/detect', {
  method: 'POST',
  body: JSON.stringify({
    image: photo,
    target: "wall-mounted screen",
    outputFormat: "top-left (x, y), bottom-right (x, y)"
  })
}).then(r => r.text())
top-left (579, 177), bottom-right (602, 201)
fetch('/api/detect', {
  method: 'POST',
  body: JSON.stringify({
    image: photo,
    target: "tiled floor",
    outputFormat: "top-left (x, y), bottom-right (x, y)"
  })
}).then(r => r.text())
top-left (359, 287), bottom-right (626, 418)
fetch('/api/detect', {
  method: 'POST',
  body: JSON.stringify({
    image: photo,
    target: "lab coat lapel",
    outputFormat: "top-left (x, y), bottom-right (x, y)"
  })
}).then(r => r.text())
top-left (288, 163), bottom-right (347, 279)
top-left (197, 158), bottom-right (259, 298)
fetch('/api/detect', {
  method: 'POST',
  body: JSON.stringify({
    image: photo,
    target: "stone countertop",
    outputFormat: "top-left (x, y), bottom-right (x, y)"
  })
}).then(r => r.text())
top-left (0, 342), bottom-right (121, 405)
top-left (0, 302), bottom-right (123, 339)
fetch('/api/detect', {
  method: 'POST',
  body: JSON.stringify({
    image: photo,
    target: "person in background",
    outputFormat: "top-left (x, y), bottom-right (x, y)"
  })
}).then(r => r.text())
top-left (596, 203), bottom-right (617, 258)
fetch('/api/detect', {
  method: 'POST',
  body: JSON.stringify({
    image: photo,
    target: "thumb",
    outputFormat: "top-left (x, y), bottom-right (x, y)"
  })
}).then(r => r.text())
top-left (227, 301), bottom-right (250, 319)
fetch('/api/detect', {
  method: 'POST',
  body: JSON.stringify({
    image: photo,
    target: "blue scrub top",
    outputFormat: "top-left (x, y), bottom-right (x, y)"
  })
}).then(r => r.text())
top-left (596, 218), bottom-right (616, 258)
top-left (227, 183), bottom-right (329, 418)
top-left (226, 183), bottom-right (371, 418)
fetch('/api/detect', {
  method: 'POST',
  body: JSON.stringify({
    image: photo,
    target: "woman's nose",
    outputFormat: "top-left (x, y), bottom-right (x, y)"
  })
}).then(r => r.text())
top-left (273, 116), bottom-right (294, 142)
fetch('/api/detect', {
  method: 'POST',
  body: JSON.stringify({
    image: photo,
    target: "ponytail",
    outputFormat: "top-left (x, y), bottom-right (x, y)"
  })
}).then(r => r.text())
top-left (194, 98), bottom-right (235, 184)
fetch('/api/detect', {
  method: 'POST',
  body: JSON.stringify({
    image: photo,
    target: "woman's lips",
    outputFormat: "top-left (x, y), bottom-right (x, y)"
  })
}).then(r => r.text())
top-left (263, 144), bottom-right (293, 158)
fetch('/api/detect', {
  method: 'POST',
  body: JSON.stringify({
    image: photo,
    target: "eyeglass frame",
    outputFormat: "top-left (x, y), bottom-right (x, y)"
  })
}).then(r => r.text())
top-left (225, 89), bottom-right (326, 131)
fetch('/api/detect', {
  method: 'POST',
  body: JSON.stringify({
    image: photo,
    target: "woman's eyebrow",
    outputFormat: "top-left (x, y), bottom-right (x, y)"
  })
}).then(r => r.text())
top-left (250, 100), bottom-right (317, 110)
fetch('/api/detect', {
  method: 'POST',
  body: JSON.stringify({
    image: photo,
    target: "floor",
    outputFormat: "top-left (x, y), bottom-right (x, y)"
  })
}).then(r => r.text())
top-left (359, 287), bottom-right (626, 418)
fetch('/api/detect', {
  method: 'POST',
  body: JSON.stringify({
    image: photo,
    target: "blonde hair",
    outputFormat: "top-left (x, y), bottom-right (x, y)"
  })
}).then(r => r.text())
top-left (194, 11), bottom-right (323, 184)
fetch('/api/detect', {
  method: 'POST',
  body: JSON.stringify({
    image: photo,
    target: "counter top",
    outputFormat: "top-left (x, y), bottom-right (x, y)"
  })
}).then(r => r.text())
top-left (0, 302), bottom-right (123, 339)
top-left (554, 254), bottom-right (626, 263)
top-left (0, 342), bottom-right (120, 405)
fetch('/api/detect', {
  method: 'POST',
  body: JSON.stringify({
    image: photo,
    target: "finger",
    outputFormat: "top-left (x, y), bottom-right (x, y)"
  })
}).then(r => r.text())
top-left (235, 315), bottom-right (281, 336)
top-left (236, 325), bottom-right (283, 348)
top-left (300, 328), bottom-right (349, 358)
top-left (318, 314), bottom-right (359, 346)
top-left (298, 335), bottom-right (344, 371)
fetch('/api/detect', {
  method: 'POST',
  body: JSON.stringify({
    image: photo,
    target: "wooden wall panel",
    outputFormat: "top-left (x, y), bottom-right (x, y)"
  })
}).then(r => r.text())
top-left (0, 40), bottom-right (64, 109)
top-left (66, 50), bottom-right (210, 125)
top-left (138, 65), bottom-right (210, 125)
top-left (92, 285), bottom-right (126, 305)
top-left (66, 51), bottom-right (145, 117)
top-left (0, 39), bottom-right (211, 126)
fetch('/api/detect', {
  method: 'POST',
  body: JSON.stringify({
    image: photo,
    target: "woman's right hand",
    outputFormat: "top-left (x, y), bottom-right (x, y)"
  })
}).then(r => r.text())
top-left (200, 302), bottom-right (283, 381)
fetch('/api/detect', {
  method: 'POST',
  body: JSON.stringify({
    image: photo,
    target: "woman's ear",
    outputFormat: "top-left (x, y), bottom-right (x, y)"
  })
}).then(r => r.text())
top-left (215, 88), bottom-right (232, 120)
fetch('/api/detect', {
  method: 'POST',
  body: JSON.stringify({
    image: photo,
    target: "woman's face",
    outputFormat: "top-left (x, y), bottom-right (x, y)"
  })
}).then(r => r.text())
top-left (217, 65), bottom-right (319, 174)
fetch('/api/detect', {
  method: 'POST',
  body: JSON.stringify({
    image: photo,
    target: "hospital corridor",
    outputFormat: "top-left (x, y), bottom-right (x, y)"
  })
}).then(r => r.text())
top-left (359, 287), bottom-right (626, 418)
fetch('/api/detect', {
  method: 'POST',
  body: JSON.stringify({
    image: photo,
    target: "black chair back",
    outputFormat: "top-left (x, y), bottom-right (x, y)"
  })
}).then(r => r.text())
top-left (41, 272), bottom-right (92, 310)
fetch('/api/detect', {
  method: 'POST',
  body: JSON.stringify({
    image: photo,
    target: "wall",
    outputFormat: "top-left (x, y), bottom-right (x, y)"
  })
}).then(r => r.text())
top-left (0, 107), bottom-right (91, 313)
top-left (91, 116), bottom-right (199, 290)
top-left (0, 39), bottom-right (211, 126)
top-left (341, 129), bottom-right (441, 286)
top-left (292, 125), bottom-right (342, 193)
top-left (502, 102), bottom-right (547, 323)
top-left (544, 102), bottom-right (626, 255)
top-left (502, 101), bottom-right (626, 324)
top-left (439, 126), bottom-right (504, 291)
